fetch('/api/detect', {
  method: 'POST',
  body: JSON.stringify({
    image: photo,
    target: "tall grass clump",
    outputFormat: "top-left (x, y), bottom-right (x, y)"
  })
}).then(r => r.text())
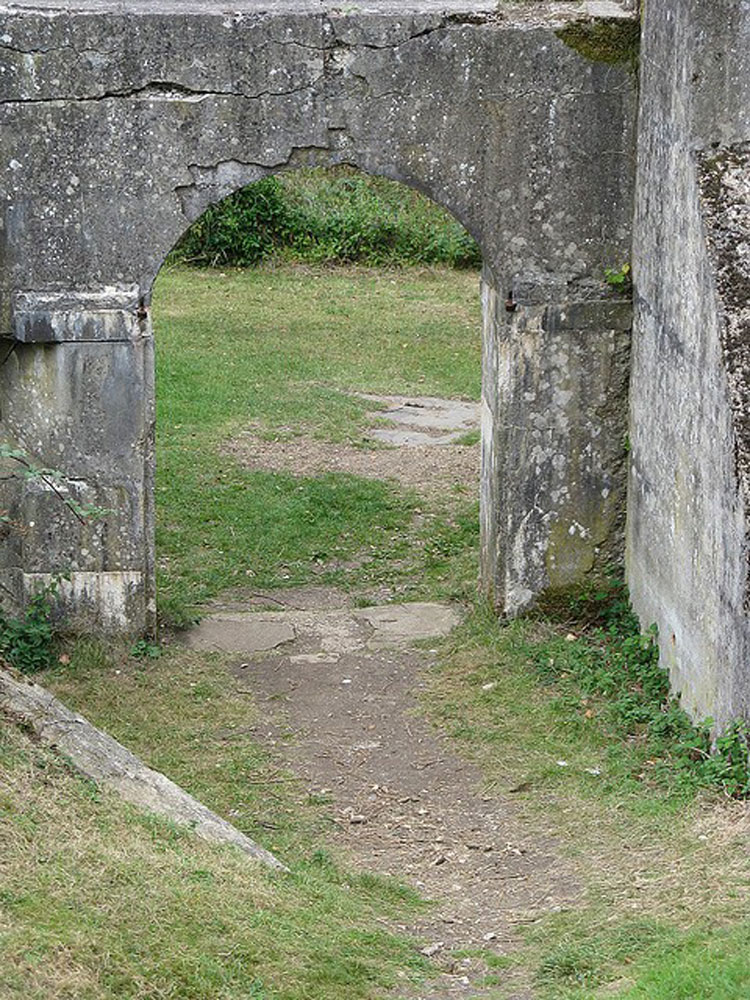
top-left (171, 168), bottom-right (481, 268)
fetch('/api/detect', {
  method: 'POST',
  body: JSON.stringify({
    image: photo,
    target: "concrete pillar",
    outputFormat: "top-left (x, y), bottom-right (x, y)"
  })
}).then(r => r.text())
top-left (0, 287), bottom-right (155, 634)
top-left (480, 268), bottom-right (631, 615)
top-left (627, 0), bottom-right (750, 727)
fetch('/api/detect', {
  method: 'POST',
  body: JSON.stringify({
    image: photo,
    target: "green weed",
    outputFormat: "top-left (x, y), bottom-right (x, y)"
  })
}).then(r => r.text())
top-left (130, 639), bottom-right (162, 660)
top-left (0, 580), bottom-right (59, 674)
top-left (528, 587), bottom-right (750, 800)
top-left (604, 262), bottom-right (632, 291)
top-left (700, 719), bottom-right (750, 798)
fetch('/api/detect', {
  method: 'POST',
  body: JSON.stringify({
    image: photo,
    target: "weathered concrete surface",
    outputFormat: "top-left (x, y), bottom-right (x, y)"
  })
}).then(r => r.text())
top-left (627, 0), bottom-right (750, 727)
top-left (484, 281), bottom-right (632, 613)
top-left (355, 601), bottom-right (462, 646)
top-left (358, 394), bottom-right (480, 446)
top-left (185, 600), bottom-right (461, 655)
top-left (0, 665), bottom-right (286, 867)
top-left (0, 327), bottom-right (156, 630)
top-left (0, 0), bottom-right (637, 630)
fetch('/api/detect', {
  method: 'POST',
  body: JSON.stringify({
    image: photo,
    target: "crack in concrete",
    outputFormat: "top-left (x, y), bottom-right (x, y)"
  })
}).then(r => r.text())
top-left (173, 144), bottom-right (333, 215)
top-left (0, 77), bottom-right (319, 105)
top-left (176, 146), bottom-right (333, 186)
top-left (331, 14), bottom-right (502, 51)
top-left (0, 32), bottom-right (118, 55)
top-left (0, 7), bottom-right (624, 111)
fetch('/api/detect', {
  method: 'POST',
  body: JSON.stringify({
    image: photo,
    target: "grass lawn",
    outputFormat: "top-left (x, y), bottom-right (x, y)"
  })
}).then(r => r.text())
top-left (3, 264), bottom-right (750, 1000)
top-left (152, 264), bottom-right (482, 623)
top-left (1, 708), bottom-right (427, 1000)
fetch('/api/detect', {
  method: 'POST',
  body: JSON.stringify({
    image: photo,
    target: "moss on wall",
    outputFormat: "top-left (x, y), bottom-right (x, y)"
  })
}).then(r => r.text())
top-left (556, 18), bottom-right (641, 70)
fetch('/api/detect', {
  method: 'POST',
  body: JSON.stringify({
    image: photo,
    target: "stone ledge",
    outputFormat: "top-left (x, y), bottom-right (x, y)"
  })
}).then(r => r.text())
top-left (11, 286), bottom-right (143, 343)
top-left (545, 300), bottom-right (633, 331)
top-left (0, 1), bottom-right (635, 21)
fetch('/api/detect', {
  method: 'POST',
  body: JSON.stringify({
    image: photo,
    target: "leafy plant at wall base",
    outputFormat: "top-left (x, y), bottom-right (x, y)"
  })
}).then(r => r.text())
top-left (699, 720), bottom-right (750, 798)
top-left (531, 584), bottom-right (750, 799)
top-left (130, 639), bottom-right (162, 660)
top-left (0, 579), bottom-right (59, 674)
top-left (0, 443), bottom-right (112, 670)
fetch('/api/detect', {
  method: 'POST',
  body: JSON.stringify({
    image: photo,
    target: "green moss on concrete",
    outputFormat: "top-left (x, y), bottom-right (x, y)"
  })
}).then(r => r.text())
top-left (545, 494), bottom-right (621, 590)
top-left (545, 517), bottom-right (597, 587)
top-left (557, 18), bottom-right (641, 70)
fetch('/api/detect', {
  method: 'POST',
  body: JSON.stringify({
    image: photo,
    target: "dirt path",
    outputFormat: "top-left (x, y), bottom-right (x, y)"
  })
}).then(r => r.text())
top-left (193, 396), bottom-right (577, 996)
top-left (186, 593), bottom-right (579, 999)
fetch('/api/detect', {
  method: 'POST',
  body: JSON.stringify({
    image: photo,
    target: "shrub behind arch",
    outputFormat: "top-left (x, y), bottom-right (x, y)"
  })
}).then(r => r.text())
top-left (171, 168), bottom-right (482, 268)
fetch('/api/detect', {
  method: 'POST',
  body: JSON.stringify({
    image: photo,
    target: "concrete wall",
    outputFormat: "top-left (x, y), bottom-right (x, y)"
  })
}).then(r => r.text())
top-left (482, 278), bottom-right (632, 614)
top-left (628, 0), bottom-right (750, 727)
top-left (0, 1), bottom-right (638, 631)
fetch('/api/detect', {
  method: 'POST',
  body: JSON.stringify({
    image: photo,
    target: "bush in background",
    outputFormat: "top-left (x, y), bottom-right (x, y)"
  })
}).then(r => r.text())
top-left (171, 168), bottom-right (482, 269)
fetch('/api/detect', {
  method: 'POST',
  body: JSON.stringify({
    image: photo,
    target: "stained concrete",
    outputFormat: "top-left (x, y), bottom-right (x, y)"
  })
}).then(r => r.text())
top-left (0, 0), bottom-right (637, 634)
top-left (627, 0), bottom-right (750, 727)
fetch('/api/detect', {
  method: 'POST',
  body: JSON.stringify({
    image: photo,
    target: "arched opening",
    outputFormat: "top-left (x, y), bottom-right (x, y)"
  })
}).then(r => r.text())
top-left (150, 166), bottom-right (485, 632)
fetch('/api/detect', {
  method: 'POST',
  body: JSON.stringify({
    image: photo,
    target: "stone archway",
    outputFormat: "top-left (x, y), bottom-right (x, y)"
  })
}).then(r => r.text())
top-left (0, 0), bottom-right (637, 633)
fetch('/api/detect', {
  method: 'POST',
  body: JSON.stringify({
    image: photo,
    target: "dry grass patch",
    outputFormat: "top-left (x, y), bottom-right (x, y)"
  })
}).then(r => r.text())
top-left (225, 431), bottom-right (479, 503)
top-left (2, 650), bottom-right (430, 1000)
top-left (423, 611), bottom-right (750, 997)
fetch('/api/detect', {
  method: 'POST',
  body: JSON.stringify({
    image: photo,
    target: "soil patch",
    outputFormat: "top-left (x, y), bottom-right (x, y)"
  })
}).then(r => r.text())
top-left (225, 394), bottom-right (480, 499)
top-left (225, 434), bottom-right (479, 498)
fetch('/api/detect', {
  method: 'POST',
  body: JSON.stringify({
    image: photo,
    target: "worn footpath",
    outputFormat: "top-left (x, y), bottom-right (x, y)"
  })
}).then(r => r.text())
top-left (185, 587), bottom-right (578, 999)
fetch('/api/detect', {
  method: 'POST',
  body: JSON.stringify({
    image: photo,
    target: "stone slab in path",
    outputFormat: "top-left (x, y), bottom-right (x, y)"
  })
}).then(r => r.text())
top-left (183, 601), bottom-right (462, 656)
top-left (185, 617), bottom-right (296, 654)
top-left (358, 394), bottom-right (480, 447)
top-left (354, 602), bottom-right (462, 648)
